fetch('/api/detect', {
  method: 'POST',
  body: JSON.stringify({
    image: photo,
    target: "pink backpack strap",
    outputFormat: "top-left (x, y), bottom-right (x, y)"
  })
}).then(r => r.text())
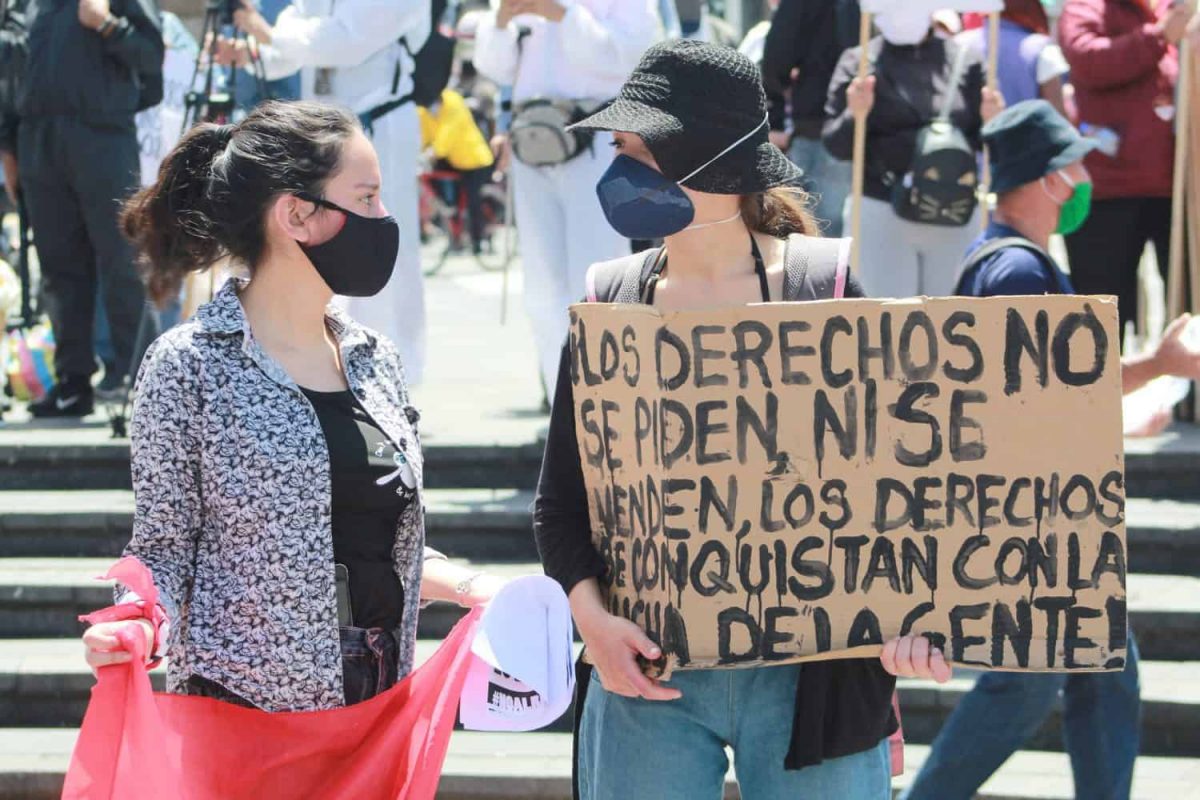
top-left (585, 263), bottom-right (599, 303)
top-left (833, 237), bottom-right (852, 299)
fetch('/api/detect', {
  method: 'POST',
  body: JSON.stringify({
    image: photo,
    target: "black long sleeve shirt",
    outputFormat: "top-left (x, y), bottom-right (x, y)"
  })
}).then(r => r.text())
top-left (761, 0), bottom-right (861, 137)
top-left (0, 0), bottom-right (25, 152)
top-left (534, 258), bottom-right (896, 772)
top-left (823, 35), bottom-right (985, 201)
top-left (19, 0), bottom-right (163, 125)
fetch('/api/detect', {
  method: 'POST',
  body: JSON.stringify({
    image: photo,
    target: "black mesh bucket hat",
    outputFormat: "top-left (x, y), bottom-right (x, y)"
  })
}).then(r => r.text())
top-left (568, 39), bottom-right (806, 195)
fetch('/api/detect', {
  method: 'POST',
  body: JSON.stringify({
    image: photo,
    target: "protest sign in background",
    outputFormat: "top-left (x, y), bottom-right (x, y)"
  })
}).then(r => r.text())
top-left (569, 296), bottom-right (1126, 676)
top-left (135, 46), bottom-right (193, 187)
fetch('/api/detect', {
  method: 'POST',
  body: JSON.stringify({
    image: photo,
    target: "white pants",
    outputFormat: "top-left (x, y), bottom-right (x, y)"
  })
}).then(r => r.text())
top-left (334, 104), bottom-right (426, 385)
top-left (512, 134), bottom-right (628, 400)
top-left (850, 196), bottom-right (981, 299)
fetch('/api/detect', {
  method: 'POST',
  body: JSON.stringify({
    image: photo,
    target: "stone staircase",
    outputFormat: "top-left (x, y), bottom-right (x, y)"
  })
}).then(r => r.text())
top-left (1, 422), bottom-right (1198, 799)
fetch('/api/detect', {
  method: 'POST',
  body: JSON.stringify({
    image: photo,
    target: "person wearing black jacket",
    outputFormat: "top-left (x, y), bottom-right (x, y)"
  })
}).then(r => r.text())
top-left (761, 0), bottom-right (859, 236)
top-left (537, 41), bottom-right (949, 800)
top-left (0, 0), bottom-right (25, 205)
top-left (823, 19), bottom-right (1002, 300)
top-left (17, 0), bottom-right (162, 416)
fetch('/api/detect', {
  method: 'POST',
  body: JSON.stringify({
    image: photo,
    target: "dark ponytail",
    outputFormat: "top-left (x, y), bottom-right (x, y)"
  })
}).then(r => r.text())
top-left (739, 186), bottom-right (821, 239)
top-left (121, 100), bottom-right (360, 304)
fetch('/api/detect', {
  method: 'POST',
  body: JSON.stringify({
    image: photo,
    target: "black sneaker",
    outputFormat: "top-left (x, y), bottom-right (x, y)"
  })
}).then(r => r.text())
top-left (95, 370), bottom-right (129, 403)
top-left (30, 379), bottom-right (95, 418)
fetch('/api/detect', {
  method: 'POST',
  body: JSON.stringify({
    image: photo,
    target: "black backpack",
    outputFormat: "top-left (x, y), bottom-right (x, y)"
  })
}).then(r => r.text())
top-left (362, 0), bottom-right (456, 132)
top-left (889, 41), bottom-right (977, 227)
top-left (405, 0), bottom-right (456, 107)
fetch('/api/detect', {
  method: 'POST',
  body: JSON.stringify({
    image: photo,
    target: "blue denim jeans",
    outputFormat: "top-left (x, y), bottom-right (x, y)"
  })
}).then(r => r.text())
top-left (94, 291), bottom-right (182, 376)
top-left (901, 635), bottom-right (1141, 800)
top-left (789, 135), bottom-right (852, 238)
top-left (578, 665), bottom-right (891, 800)
top-left (339, 626), bottom-right (403, 706)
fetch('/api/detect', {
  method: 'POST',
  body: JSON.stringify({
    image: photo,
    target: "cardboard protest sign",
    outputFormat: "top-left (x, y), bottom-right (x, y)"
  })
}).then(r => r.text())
top-left (569, 296), bottom-right (1126, 675)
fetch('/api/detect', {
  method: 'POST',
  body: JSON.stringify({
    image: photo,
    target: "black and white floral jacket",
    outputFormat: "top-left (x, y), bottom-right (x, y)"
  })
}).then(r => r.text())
top-left (120, 279), bottom-right (438, 711)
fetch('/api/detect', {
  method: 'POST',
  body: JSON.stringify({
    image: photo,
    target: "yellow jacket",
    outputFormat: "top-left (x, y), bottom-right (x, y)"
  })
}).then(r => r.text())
top-left (419, 90), bottom-right (495, 172)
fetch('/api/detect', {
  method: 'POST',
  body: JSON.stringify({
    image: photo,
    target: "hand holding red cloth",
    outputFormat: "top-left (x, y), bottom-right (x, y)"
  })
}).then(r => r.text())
top-left (64, 558), bottom-right (484, 800)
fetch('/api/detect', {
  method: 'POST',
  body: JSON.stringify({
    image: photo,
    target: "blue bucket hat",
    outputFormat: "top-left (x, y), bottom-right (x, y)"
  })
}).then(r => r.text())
top-left (983, 100), bottom-right (1098, 194)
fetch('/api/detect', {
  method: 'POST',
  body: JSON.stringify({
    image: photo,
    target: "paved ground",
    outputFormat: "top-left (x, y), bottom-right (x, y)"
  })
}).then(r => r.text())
top-left (410, 256), bottom-right (548, 445)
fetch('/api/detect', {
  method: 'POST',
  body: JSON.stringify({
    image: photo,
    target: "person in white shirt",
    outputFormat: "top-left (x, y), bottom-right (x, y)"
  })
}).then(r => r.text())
top-left (675, 0), bottom-right (738, 46)
top-left (475, 0), bottom-right (660, 403)
top-left (737, 0), bottom-right (779, 66)
top-left (227, 0), bottom-right (432, 384)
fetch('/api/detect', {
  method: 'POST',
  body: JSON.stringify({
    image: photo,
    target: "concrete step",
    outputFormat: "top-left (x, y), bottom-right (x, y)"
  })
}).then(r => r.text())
top-left (1, 558), bottom-right (1197, 660)
top-left (1, 728), bottom-right (1199, 800)
top-left (896, 661), bottom-right (1200, 757)
top-left (1123, 428), bottom-right (1200, 501)
top-left (2, 423), bottom-right (1199, 498)
top-left (0, 489), bottom-right (541, 562)
top-left (0, 425), bottom-right (545, 492)
top-left (2, 490), bottom-right (1195, 573)
top-left (3, 634), bottom-right (1198, 757)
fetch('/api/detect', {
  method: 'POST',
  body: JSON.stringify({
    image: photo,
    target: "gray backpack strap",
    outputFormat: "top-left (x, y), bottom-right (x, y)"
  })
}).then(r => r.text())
top-left (954, 236), bottom-right (1059, 296)
top-left (584, 248), bottom-right (662, 304)
top-left (613, 247), bottom-right (665, 304)
top-left (783, 234), bottom-right (850, 301)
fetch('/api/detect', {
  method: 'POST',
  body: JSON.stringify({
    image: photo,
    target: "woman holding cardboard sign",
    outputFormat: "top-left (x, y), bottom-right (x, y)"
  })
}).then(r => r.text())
top-left (534, 41), bottom-right (949, 800)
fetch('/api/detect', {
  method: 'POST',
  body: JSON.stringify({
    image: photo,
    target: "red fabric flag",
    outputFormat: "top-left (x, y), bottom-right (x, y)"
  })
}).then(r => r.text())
top-left (63, 558), bottom-right (484, 800)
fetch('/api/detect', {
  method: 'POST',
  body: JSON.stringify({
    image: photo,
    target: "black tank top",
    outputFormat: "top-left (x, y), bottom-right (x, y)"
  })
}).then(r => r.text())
top-left (301, 387), bottom-right (415, 630)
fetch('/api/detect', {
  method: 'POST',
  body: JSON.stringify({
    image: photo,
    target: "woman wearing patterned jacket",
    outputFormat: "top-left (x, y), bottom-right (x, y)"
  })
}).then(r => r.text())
top-left (79, 100), bottom-right (505, 711)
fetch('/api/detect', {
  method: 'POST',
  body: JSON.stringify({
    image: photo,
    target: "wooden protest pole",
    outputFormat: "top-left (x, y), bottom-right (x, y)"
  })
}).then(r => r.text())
top-left (980, 11), bottom-right (1000, 231)
top-left (1189, 48), bottom-right (1200, 317)
top-left (849, 10), bottom-right (873, 273)
top-left (499, 167), bottom-right (514, 325)
top-left (1188, 46), bottom-right (1200, 422)
top-left (1167, 9), bottom-right (1195, 322)
top-left (986, 11), bottom-right (1000, 100)
top-left (180, 271), bottom-right (212, 322)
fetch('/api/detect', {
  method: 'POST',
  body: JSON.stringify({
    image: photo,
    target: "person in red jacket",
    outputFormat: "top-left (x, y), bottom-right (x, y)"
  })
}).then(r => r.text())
top-left (1059, 0), bottom-right (1200, 342)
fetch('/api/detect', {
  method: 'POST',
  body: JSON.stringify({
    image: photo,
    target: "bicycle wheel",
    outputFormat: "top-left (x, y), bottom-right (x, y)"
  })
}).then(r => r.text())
top-left (421, 192), bottom-right (454, 277)
top-left (474, 184), bottom-right (514, 272)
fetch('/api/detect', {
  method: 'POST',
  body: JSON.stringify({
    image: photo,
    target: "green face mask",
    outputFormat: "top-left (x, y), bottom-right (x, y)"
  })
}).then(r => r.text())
top-left (1044, 170), bottom-right (1093, 235)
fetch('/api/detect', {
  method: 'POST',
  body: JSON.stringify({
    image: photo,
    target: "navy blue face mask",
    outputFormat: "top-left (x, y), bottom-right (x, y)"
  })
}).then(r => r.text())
top-left (595, 114), bottom-right (768, 240)
top-left (596, 155), bottom-right (695, 240)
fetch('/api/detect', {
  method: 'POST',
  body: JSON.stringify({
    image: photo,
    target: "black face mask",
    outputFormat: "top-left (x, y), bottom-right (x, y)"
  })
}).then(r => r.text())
top-left (295, 192), bottom-right (399, 297)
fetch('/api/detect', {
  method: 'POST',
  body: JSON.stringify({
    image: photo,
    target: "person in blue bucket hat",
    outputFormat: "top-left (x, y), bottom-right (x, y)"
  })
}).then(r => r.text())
top-left (904, 98), bottom-right (1200, 800)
